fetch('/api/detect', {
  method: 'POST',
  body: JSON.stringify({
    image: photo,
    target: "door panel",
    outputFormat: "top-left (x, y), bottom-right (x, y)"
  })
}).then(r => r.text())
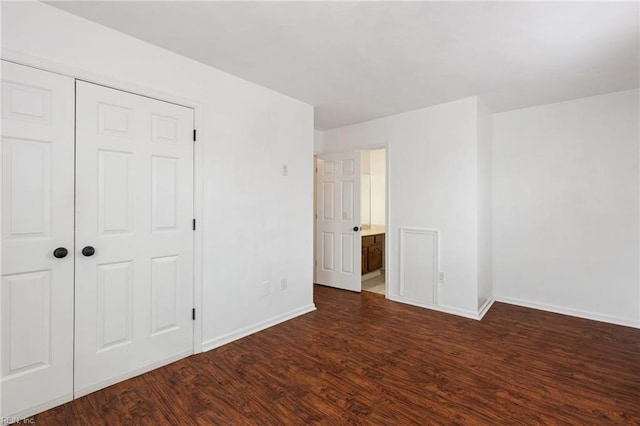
top-left (315, 152), bottom-right (361, 292)
top-left (1, 61), bottom-right (75, 418)
top-left (75, 81), bottom-right (194, 396)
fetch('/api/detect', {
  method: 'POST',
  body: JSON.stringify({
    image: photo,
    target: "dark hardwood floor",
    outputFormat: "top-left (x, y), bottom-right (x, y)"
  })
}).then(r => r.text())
top-left (35, 285), bottom-right (640, 425)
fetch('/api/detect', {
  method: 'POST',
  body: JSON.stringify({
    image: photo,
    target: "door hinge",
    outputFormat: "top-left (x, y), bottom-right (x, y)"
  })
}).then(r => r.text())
top-left (193, 129), bottom-right (197, 141)
top-left (192, 219), bottom-right (196, 230)
top-left (315, 259), bottom-right (317, 266)
top-left (192, 308), bottom-right (196, 320)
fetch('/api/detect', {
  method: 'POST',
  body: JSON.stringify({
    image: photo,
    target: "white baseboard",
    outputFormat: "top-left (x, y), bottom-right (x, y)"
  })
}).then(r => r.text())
top-left (201, 304), bottom-right (317, 352)
top-left (494, 295), bottom-right (640, 329)
top-left (73, 349), bottom-right (193, 399)
top-left (387, 295), bottom-right (491, 320)
top-left (2, 393), bottom-right (72, 423)
top-left (477, 297), bottom-right (495, 320)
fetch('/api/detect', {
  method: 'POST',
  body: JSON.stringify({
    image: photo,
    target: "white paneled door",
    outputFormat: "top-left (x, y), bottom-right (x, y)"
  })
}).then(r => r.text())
top-left (315, 152), bottom-right (361, 292)
top-left (74, 81), bottom-right (194, 396)
top-left (1, 61), bottom-right (75, 417)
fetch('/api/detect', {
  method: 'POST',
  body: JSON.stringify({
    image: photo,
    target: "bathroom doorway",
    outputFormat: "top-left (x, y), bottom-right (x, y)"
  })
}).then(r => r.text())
top-left (360, 148), bottom-right (386, 295)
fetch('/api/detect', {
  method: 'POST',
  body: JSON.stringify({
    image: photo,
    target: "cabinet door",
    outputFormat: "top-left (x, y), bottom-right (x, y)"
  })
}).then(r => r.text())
top-left (1, 61), bottom-right (75, 418)
top-left (362, 246), bottom-right (368, 274)
top-left (368, 245), bottom-right (384, 271)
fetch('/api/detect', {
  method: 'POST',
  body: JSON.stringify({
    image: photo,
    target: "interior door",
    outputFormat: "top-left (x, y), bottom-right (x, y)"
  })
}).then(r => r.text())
top-left (1, 61), bottom-right (75, 417)
top-left (74, 81), bottom-right (194, 396)
top-left (315, 152), bottom-right (361, 292)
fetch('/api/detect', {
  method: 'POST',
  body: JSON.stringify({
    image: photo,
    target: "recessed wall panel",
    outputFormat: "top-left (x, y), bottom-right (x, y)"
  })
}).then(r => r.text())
top-left (2, 271), bottom-right (51, 377)
top-left (2, 138), bottom-right (51, 238)
top-left (151, 256), bottom-right (179, 335)
top-left (152, 156), bottom-right (178, 231)
top-left (400, 228), bottom-right (438, 304)
top-left (97, 262), bottom-right (133, 352)
top-left (98, 150), bottom-right (132, 235)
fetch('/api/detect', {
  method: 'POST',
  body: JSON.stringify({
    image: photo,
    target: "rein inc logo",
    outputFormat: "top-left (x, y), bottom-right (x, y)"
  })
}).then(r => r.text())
top-left (2, 417), bottom-right (35, 425)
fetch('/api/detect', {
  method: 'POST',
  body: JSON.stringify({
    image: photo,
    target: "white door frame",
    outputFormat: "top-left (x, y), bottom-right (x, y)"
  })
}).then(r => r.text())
top-left (1, 51), bottom-right (205, 354)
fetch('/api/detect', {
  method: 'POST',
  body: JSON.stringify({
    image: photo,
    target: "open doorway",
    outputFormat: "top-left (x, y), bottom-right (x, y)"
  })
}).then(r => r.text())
top-left (360, 149), bottom-right (386, 295)
top-left (313, 148), bottom-right (387, 295)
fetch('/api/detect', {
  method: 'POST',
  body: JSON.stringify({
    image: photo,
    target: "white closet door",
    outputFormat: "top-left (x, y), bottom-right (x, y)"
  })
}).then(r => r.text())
top-left (74, 81), bottom-right (194, 396)
top-left (315, 152), bottom-right (362, 292)
top-left (1, 61), bottom-right (75, 418)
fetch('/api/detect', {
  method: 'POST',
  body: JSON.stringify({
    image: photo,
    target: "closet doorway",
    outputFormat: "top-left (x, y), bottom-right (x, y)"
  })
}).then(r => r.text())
top-left (1, 61), bottom-right (196, 419)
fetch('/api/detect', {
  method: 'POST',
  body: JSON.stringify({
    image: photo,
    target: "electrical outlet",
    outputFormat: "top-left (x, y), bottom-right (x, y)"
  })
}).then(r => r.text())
top-left (282, 164), bottom-right (288, 176)
top-left (263, 280), bottom-right (270, 296)
top-left (280, 278), bottom-right (288, 291)
top-left (438, 272), bottom-right (445, 284)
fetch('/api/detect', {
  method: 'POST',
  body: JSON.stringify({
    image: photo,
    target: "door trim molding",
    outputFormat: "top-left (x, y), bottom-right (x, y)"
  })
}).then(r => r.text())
top-left (1, 49), bottom-right (204, 354)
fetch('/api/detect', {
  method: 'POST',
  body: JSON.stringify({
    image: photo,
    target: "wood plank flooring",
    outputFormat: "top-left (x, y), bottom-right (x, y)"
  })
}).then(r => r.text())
top-left (35, 285), bottom-right (640, 425)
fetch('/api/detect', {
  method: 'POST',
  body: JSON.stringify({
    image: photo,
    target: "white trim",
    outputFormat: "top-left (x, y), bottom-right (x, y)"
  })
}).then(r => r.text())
top-left (495, 295), bottom-right (640, 329)
top-left (73, 350), bottom-right (193, 399)
top-left (384, 143), bottom-right (390, 300)
top-left (477, 297), bottom-right (495, 320)
top-left (399, 227), bottom-right (439, 302)
top-left (201, 304), bottom-right (317, 352)
top-left (1, 51), bottom-right (205, 355)
top-left (192, 106), bottom-right (204, 355)
top-left (2, 393), bottom-right (73, 422)
top-left (388, 295), bottom-right (484, 320)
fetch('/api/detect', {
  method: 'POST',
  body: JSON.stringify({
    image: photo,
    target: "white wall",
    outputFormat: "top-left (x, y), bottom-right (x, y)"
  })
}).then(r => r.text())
top-left (493, 89), bottom-right (640, 327)
top-left (477, 100), bottom-right (492, 310)
top-left (369, 149), bottom-right (386, 226)
top-left (2, 2), bottom-right (315, 348)
top-left (314, 129), bottom-right (324, 155)
top-left (323, 98), bottom-right (482, 316)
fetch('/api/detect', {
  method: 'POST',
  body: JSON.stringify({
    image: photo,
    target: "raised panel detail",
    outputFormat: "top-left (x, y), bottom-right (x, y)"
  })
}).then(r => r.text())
top-left (1, 271), bottom-right (51, 377)
top-left (98, 150), bottom-right (132, 235)
top-left (97, 262), bottom-right (133, 352)
top-left (152, 156), bottom-right (178, 231)
top-left (151, 114), bottom-right (179, 143)
top-left (323, 160), bottom-right (335, 176)
top-left (151, 256), bottom-right (179, 336)
top-left (400, 228), bottom-right (439, 304)
top-left (322, 232), bottom-right (335, 271)
top-left (341, 159), bottom-right (355, 175)
top-left (341, 181), bottom-right (354, 221)
top-left (2, 138), bottom-right (51, 238)
top-left (98, 103), bottom-right (132, 137)
top-left (322, 182), bottom-right (334, 221)
top-left (2, 81), bottom-right (51, 124)
top-left (341, 234), bottom-right (354, 274)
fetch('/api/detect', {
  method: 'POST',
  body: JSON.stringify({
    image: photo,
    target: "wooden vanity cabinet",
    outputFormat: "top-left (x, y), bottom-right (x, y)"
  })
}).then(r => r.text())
top-left (362, 233), bottom-right (385, 274)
